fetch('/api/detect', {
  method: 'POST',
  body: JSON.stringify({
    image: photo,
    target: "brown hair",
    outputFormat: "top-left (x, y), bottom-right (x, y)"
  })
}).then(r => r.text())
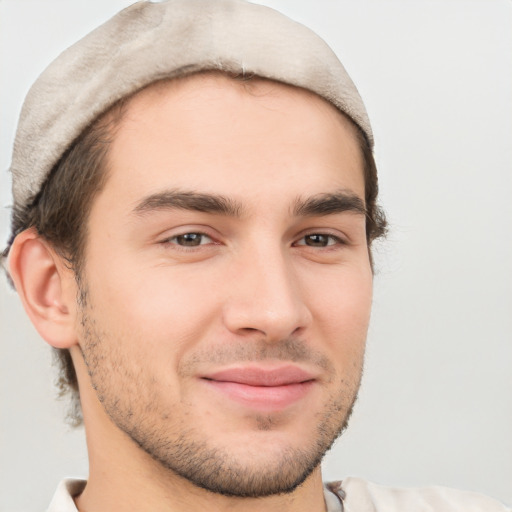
top-left (2, 74), bottom-right (387, 425)
top-left (2, 100), bottom-right (127, 424)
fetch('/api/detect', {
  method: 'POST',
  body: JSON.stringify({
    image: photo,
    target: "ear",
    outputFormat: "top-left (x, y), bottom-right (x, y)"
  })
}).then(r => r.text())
top-left (8, 228), bottom-right (79, 349)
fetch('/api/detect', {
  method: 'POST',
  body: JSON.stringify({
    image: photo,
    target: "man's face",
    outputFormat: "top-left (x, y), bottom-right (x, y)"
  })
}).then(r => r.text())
top-left (77, 74), bottom-right (373, 496)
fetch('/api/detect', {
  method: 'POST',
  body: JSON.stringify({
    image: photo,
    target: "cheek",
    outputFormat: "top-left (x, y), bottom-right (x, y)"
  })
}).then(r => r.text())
top-left (82, 254), bottom-right (222, 357)
top-left (304, 262), bottom-right (373, 355)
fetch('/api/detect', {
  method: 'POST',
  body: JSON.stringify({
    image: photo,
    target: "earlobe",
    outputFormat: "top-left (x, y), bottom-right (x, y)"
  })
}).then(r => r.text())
top-left (9, 228), bottom-right (79, 349)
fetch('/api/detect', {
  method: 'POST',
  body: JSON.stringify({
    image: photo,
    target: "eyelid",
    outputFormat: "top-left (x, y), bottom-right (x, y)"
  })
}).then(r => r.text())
top-left (169, 233), bottom-right (213, 245)
top-left (294, 235), bottom-right (343, 247)
top-left (293, 229), bottom-right (348, 247)
top-left (157, 225), bottom-right (220, 247)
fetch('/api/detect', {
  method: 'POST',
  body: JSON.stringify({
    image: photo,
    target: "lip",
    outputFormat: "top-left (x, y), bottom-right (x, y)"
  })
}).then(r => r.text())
top-left (201, 365), bottom-right (317, 412)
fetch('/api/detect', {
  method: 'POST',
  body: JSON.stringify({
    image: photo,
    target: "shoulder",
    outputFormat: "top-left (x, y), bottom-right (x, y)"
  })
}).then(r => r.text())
top-left (336, 477), bottom-right (511, 512)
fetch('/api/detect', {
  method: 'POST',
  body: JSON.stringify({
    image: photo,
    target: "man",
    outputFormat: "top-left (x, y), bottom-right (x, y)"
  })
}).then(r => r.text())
top-left (1, 1), bottom-right (510, 510)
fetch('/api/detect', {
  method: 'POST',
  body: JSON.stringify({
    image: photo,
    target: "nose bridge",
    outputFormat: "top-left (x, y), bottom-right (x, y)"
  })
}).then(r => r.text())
top-left (222, 240), bottom-right (311, 340)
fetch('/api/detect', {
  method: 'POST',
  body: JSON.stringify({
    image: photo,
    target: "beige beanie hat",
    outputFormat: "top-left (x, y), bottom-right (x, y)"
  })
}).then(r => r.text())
top-left (10, 0), bottom-right (373, 212)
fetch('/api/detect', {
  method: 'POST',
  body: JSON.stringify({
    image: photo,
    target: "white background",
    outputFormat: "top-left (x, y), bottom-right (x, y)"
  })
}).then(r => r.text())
top-left (1, 1), bottom-right (511, 510)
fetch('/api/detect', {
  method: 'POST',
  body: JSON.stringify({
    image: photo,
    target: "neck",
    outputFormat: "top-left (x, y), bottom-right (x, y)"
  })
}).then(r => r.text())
top-left (78, 451), bottom-right (326, 512)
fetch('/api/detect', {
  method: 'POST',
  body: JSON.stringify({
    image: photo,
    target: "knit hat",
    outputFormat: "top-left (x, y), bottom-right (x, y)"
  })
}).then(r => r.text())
top-left (10, 0), bottom-right (372, 212)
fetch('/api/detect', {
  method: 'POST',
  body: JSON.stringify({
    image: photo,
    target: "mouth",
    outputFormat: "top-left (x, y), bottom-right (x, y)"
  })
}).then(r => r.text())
top-left (200, 365), bottom-right (317, 412)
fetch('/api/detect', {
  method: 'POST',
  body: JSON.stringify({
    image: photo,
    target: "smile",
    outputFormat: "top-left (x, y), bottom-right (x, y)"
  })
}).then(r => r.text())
top-left (201, 365), bottom-right (317, 412)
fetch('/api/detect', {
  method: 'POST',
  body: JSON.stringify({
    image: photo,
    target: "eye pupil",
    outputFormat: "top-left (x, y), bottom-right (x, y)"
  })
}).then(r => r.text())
top-left (306, 234), bottom-right (329, 247)
top-left (176, 233), bottom-right (202, 246)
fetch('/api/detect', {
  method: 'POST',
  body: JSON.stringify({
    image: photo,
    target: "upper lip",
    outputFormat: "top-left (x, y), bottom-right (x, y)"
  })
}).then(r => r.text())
top-left (202, 365), bottom-right (316, 387)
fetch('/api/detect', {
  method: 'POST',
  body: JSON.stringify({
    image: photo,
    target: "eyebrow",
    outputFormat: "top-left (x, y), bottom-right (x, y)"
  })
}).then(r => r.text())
top-left (131, 189), bottom-right (366, 219)
top-left (132, 190), bottom-right (244, 217)
top-left (292, 191), bottom-right (366, 217)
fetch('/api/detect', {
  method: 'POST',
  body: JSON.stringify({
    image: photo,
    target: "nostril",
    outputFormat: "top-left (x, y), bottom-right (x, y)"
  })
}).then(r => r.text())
top-left (241, 327), bottom-right (262, 334)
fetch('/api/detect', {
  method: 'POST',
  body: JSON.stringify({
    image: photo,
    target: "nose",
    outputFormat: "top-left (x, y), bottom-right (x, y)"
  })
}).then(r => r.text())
top-left (222, 246), bottom-right (312, 342)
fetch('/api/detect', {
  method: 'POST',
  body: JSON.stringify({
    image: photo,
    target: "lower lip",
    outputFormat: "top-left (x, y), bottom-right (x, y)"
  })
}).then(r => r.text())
top-left (202, 379), bottom-right (315, 412)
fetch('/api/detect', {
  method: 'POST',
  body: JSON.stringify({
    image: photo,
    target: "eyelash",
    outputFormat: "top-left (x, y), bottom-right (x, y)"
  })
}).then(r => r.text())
top-left (162, 232), bottom-right (215, 248)
top-left (294, 233), bottom-right (345, 248)
top-left (160, 231), bottom-right (346, 250)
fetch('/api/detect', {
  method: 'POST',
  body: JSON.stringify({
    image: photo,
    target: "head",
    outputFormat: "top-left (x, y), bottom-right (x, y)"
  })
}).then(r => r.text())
top-left (3, 70), bottom-right (385, 420)
top-left (4, 0), bottom-right (386, 499)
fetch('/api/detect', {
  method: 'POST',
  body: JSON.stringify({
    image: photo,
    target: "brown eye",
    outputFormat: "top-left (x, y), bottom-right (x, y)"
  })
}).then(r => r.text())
top-left (296, 234), bottom-right (340, 247)
top-left (172, 233), bottom-right (211, 246)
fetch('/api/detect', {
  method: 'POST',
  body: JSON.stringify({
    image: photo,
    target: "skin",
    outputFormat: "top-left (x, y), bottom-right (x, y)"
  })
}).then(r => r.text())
top-left (10, 73), bottom-right (373, 512)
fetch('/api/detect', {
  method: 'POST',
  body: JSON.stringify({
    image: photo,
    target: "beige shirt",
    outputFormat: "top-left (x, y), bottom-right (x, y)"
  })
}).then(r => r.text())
top-left (47, 478), bottom-right (510, 512)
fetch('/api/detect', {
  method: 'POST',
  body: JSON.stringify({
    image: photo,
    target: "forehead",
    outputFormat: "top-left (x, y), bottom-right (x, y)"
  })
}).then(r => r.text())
top-left (97, 72), bottom-right (364, 213)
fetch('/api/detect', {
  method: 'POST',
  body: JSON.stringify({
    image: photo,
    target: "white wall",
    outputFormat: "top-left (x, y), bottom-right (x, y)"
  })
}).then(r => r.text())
top-left (1, 1), bottom-right (511, 510)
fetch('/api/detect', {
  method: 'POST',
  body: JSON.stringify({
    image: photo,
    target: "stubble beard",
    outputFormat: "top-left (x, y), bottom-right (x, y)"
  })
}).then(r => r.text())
top-left (78, 287), bottom-right (363, 498)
